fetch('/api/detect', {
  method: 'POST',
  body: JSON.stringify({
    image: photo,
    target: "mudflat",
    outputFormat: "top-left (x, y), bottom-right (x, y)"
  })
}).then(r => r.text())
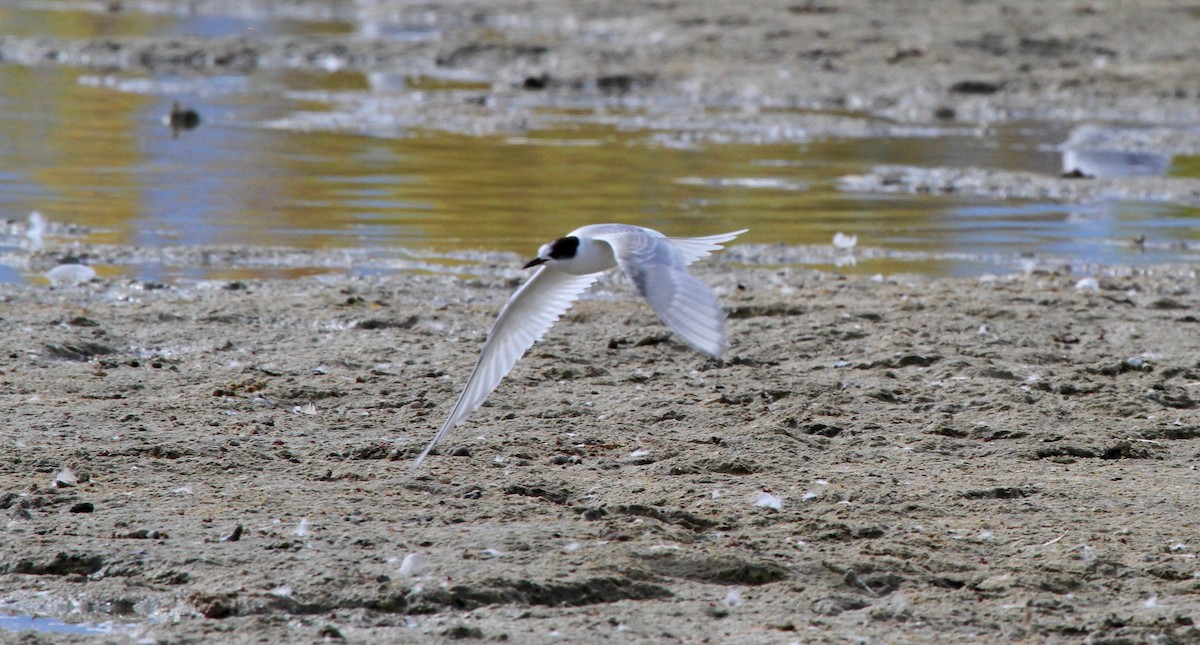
top-left (2, 257), bottom-right (1199, 643)
top-left (3, 0), bottom-right (1200, 643)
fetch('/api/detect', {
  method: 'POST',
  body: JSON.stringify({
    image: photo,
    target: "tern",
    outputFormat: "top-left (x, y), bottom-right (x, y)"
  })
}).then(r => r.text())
top-left (408, 223), bottom-right (747, 475)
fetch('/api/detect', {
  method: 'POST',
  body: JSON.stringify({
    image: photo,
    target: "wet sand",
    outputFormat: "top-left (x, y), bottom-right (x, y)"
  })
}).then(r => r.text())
top-left (2, 254), bottom-right (1199, 643)
top-left (4, 1), bottom-right (1200, 643)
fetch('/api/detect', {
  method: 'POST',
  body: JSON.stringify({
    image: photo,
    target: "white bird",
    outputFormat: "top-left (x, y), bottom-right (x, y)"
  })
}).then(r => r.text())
top-left (408, 223), bottom-right (747, 475)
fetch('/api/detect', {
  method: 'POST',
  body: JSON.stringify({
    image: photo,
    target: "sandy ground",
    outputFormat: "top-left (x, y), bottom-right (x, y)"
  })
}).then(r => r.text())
top-left (1, 255), bottom-right (1199, 644)
top-left (4, 1), bottom-right (1200, 643)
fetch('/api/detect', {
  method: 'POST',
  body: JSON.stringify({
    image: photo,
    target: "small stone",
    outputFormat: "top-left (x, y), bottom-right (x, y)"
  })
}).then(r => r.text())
top-left (443, 625), bottom-right (484, 639)
top-left (949, 80), bottom-right (1002, 94)
top-left (69, 502), bottom-right (94, 513)
top-left (704, 606), bottom-right (729, 619)
top-left (121, 529), bottom-right (168, 539)
top-left (522, 74), bottom-right (549, 90)
top-left (976, 574), bottom-right (1011, 592)
top-left (318, 625), bottom-right (345, 640)
top-left (199, 598), bottom-right (232, 619)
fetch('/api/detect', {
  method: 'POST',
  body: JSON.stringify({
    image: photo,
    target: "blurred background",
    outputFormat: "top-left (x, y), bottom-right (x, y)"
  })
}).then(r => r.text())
top-left (1, 1), bottom-right (1198, 283)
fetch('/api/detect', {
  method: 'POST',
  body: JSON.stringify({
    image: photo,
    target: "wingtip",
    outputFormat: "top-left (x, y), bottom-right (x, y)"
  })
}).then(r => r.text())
top-left (690, 333), bottom-right (730, 359)
top-left (710, 228), bottom-right (749, 248)
top-left (405, 429), bottom-right (445, 480)
top-left (403, 451), bottom-right (429, 482)
top-left (711, 340), bottom-right (732, 359)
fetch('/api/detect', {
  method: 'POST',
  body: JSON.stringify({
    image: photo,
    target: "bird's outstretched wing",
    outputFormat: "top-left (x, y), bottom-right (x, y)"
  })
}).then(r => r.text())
top-left (667, 229), bottom-right (749, 265)
top-left (408, 267), bottom-right (601, 476)
top-left (592, 227), bottom-right (744, 358)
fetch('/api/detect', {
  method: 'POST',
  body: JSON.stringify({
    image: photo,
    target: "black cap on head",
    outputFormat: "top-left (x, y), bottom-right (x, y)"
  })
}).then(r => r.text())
top-left (523, 235), bottom-right (580, 269)
top-left (548, 236), bottom-right (580, 259)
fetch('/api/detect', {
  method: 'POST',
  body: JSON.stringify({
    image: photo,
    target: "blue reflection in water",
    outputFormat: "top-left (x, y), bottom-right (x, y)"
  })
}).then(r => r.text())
top-left (945, 200), bottom-right (1194, 266)
top-left (0, 613), bottom-right (109, 636)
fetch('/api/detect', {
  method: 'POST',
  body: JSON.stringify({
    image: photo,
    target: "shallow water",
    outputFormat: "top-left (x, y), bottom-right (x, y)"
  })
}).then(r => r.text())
top-left (1, 3), bottom-right (1197, 282)
top-left (0, 612), bottom-right (110, 636)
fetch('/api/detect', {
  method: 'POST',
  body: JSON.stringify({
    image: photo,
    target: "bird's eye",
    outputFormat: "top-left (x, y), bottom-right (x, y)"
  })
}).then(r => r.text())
top-left (548, 236), bottom-right (580, 259)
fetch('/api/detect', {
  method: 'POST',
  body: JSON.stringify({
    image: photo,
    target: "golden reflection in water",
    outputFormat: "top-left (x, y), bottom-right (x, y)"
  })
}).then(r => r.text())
top-left (1171, 156), bottom-right (1200, 179)
top-left (1, 5), bottom-right (170, 38)
top-left (4, 58), bottom-right (1183, 280)
top-left (0, 72), bottom-right (1032, 280)
top-left (0, 5), bottom-right (164, 244)
top-left (1, 66), bottom-right (151, 245)
top-left (3, 4), bottom-right (1199, 283)
top-left (1, 6), bottom-right (1195, 280)
top-left (266, 126), bottom-right (852, 254)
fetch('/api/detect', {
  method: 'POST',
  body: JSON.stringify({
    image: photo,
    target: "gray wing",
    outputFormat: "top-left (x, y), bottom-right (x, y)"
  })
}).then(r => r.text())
top-left (667, 229), bottom-right (748, 265)
top-left (593, 228), bottom-right (740, 358)
top-left (570, 224), bottom-right (746, 265)
top-left (408, 267), bottom-right (601, 476)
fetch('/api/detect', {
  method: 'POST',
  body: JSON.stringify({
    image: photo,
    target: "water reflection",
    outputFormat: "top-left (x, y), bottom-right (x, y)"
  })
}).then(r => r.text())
top-left (0, 65), bottom-right (150, 245)
top-left (0, 1), bottom-right (355, 38)
top-left (0, 2), bottom-right (172, 38)
top-left (0, 6), bottom-right (1197, 283)
top-left (0, 612), bottom-right (108, 636)
top-left (1061, 124), bottom-right (1172, 178)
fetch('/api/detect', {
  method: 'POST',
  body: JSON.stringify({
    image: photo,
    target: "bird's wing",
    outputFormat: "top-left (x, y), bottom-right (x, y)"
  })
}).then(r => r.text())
top-left (408, 267), bottom-right (601, 476)
top-left (593, 228), bottom-right (735, 358)
top-left (667, 229), bottom-right (749, 265)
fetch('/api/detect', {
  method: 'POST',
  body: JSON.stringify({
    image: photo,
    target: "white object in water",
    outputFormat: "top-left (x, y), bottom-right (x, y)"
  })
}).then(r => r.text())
top-left (1061, 124), bottom-right (1171, 178)
top-left (25, 211), bottom-right (46, 251)
top-left (832, 232), bottom-right (858, 250)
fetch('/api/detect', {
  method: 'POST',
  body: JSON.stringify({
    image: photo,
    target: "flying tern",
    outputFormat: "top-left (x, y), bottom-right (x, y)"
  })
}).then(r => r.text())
top-left (408, 223), bottom-right (747, 475)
